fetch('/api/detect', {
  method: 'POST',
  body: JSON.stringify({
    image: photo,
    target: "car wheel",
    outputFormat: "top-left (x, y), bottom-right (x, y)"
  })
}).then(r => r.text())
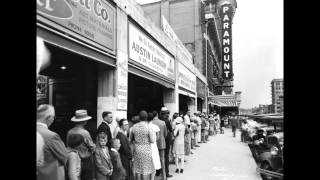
top-left (261, 162), bottom-right (276, 180)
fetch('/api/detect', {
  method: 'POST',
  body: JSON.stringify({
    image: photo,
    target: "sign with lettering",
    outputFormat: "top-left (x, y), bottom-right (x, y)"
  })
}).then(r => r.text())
top-left (117, 51), bottom-right (128, 110)
top-left (178, 62), bottom-right (196, 92)
top-left (162, 16), bottom-right (193, 66)
top-left (219, 3), bottom-right (233, 80)
top-left (37, 0), bottom-right (115, 54)
top-left (129, 23), bottom-right (175, 81)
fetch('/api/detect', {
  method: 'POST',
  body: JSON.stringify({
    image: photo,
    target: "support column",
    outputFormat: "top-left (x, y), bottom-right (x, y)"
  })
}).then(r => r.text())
top-left (97, 66), bottom-right (116, 127)
top-left (188, 97), bottom-right (196, 115)
top-left (163, 88), bottom-right (177, 119)
top-left (115, 7), bottom-right (129, 120)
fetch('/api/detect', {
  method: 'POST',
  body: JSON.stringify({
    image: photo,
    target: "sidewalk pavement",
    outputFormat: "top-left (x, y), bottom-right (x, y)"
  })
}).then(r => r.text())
top-left (157, 128), bottom-right (261, 180)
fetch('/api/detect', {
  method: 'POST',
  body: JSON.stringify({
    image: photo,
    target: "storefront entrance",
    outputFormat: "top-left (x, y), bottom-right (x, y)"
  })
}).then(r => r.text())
top-left (197, 97), bottom-right (203, 112)
top-left (179, 94), bottom-right (191, 115)
top-left (38, 42), bottom-right (98, 143)
top-left (127, 73), bottom-right (164, 119)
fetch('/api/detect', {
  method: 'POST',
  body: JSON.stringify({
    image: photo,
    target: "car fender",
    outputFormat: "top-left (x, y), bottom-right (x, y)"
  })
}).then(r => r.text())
top-left (260, 152), bottom-right (283, 171)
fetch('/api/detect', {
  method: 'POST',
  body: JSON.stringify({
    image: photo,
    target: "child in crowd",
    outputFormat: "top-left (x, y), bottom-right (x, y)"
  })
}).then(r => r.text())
top-left (67, 134), bottom-right (85, 180)
top-left (94, 132), bottom-right (113, 180)
top-left (109, 138), bottom-right (127, 180)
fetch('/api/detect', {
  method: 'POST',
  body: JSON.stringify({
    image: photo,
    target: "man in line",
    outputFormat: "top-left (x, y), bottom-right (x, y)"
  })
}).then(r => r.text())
top-left (117, 119), bottom-right (133, 180)
top-left (195, 112), bottom-right (202, 145)
top-left (97, 111), bottom-right (120, 148)
top-left (37, 104), bottom-right (68, 180)
top-left (160, 107), bottom-right (174, 178)
top-left (152, 110), bottom-right (168, 180)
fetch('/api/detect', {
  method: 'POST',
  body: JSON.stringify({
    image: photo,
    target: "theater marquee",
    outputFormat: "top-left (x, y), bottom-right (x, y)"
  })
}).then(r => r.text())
top-left (219, 3), bottom-right (233, 80)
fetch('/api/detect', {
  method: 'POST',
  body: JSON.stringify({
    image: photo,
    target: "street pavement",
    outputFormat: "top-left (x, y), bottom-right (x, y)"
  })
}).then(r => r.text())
top-left (157, 128), bottom-right (261, 180)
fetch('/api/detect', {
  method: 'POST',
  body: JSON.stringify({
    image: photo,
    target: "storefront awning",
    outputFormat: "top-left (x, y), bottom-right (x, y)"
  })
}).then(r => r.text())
top-left (208, 94), bottom-right (239, 107)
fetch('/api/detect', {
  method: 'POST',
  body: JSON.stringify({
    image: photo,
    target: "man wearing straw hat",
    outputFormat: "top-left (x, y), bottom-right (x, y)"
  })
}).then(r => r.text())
top-left (67, 109), bottom-right (96, 180)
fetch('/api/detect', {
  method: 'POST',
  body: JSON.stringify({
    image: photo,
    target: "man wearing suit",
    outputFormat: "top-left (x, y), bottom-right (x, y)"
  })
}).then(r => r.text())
top-left (37, 104), bottom-right (68, 180)
top-left (160, 107), bottom-right (174, 178)
top-left (152, 110), bottom-right (168, 180)
top-left (116, 119), bottom-right (133, 180)
top-left (98, 111), bottom-right (119, 148)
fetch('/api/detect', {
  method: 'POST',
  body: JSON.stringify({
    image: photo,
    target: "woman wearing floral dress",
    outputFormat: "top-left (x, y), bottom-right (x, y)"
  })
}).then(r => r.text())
top-left (130, 110), bottom-right (156, 180)
top-left (173, 117), bottom-right (185, 173)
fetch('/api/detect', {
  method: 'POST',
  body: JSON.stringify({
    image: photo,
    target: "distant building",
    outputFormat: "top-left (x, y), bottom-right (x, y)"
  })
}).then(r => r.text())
top-left (271, 79), bottom-right (284, 113)
top-left (258, 104), bottom-right (269, 114)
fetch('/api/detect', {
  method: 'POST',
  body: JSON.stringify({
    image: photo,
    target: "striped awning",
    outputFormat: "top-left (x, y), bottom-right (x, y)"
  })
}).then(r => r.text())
top-left (208, 94), bottom-right (239, 107)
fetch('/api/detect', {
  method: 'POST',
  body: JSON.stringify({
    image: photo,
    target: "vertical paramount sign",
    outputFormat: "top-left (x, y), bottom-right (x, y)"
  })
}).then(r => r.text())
top-left (219, 3), bottom-right (233, 80)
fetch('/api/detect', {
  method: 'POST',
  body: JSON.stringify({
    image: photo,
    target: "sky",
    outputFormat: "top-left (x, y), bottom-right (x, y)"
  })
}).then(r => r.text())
top-left (232, 0), bottom-right (283, 108)
top-left (136, 0), bottom-right (283, 109)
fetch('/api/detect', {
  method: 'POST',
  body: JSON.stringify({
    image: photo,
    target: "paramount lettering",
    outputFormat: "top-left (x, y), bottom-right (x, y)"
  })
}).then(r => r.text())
top-left (220, 4), bottom-right (233, 80)
top-left (224, 63), bottom-right (230, 70)
top-left (223, 31), bottom-right (230, 37)
top-left (223, 39), bottom-right (230, 46)
top-left (223, 15), bottom-right (230, 21)
top-left (224, 55), bottom-right (230, 61)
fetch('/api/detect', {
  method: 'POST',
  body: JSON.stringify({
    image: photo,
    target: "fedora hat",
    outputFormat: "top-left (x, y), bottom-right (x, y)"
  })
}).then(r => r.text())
top-left (161, 107), bottom-right (169, 112)
top-left (71, 110), bottom-right (92, 122)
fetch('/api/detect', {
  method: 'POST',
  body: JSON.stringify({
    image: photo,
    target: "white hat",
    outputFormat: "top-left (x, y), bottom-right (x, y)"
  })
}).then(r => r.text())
top-left (71, 110), bottom-right (92, 122)
top-left (175, 117), bottom-right (183, 124)
top-left (161, 107), bottom-right (169, 112)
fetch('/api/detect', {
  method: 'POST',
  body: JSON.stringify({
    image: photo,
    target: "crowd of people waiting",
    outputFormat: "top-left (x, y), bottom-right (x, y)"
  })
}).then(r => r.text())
top-left (36, 104), bottom-right (227, 180)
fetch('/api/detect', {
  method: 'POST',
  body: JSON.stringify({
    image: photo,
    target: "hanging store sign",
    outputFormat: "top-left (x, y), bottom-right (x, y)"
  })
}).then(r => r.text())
top-left (117, 51), bottom-right (128, 110)
top-left (219, 3), bottom-right (233, 80)
top-left (129, 23), bottom-right (175, 81)
top-left (162, 16), bottom-right (193, 66)
top-left (37, 0), bottom-right (116, 54)
top-left (178, 62), bottom-right (196, 92)
top-left (161, 16), bottom-right (178, 44)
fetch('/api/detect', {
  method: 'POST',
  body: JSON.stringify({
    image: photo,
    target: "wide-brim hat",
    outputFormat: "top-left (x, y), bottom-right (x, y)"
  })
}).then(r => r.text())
top-left (71, 110), bottom-right (92, 122)
top-left (161, 107), bottom-right (169, 112)
top-left (175, 117), bottom-right (183, 124)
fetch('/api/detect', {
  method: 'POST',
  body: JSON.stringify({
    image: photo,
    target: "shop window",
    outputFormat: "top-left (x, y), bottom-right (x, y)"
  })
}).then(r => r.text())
top-left (37, 75), bottom-right (48, 106)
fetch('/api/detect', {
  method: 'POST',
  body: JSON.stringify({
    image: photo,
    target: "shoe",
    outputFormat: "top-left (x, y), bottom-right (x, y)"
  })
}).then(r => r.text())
top-left (175, 169), bottom-right (179, 173)
top-left (167, 174), bottom-right (173, 178)
top-left (180, 169), bottom-right (184, 173)
top-left (190, 152), bottom-right (194, 154)
top-left (198, 142), bottom-right (202, 143)
top-left (184, 160), bottom-right (186, 162)
top-left (195, 145), bottom-right (200, 147)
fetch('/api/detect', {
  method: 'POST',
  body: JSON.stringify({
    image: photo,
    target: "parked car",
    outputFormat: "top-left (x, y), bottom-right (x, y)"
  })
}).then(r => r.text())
top-left (258, 135), bottom-right (283, 180)
top-left (248, 116), bottom-right (283, 180)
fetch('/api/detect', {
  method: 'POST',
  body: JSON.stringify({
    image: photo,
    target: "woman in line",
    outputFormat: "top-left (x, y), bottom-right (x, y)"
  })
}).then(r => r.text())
top-left (130, 110), bottom-right (156, 180)
top-left (147, 112), bottom-right (161, 180)
top-left (173, 117), bottom-right (185, 174)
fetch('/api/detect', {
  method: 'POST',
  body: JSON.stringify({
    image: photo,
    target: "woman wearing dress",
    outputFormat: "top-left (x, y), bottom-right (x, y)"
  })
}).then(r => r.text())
top-left (147, 112), bottom-right (161, 180)
top-left (173, 117), bottom-right (185, 173)
top-left (130, 110), bottom-right (156, 180)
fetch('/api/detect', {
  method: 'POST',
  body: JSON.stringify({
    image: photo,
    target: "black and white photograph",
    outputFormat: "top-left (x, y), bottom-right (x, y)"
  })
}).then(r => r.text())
top-left (36, 0), bottom-right (283, 180)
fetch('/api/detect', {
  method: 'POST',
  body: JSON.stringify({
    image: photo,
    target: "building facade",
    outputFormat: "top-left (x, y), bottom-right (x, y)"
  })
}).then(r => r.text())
top-left (37, 0), bottom-right (215, 141)
top-left (140, 0), bottom-right (237, 113)
top-left (271, 79), bottom-right (284, 113)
